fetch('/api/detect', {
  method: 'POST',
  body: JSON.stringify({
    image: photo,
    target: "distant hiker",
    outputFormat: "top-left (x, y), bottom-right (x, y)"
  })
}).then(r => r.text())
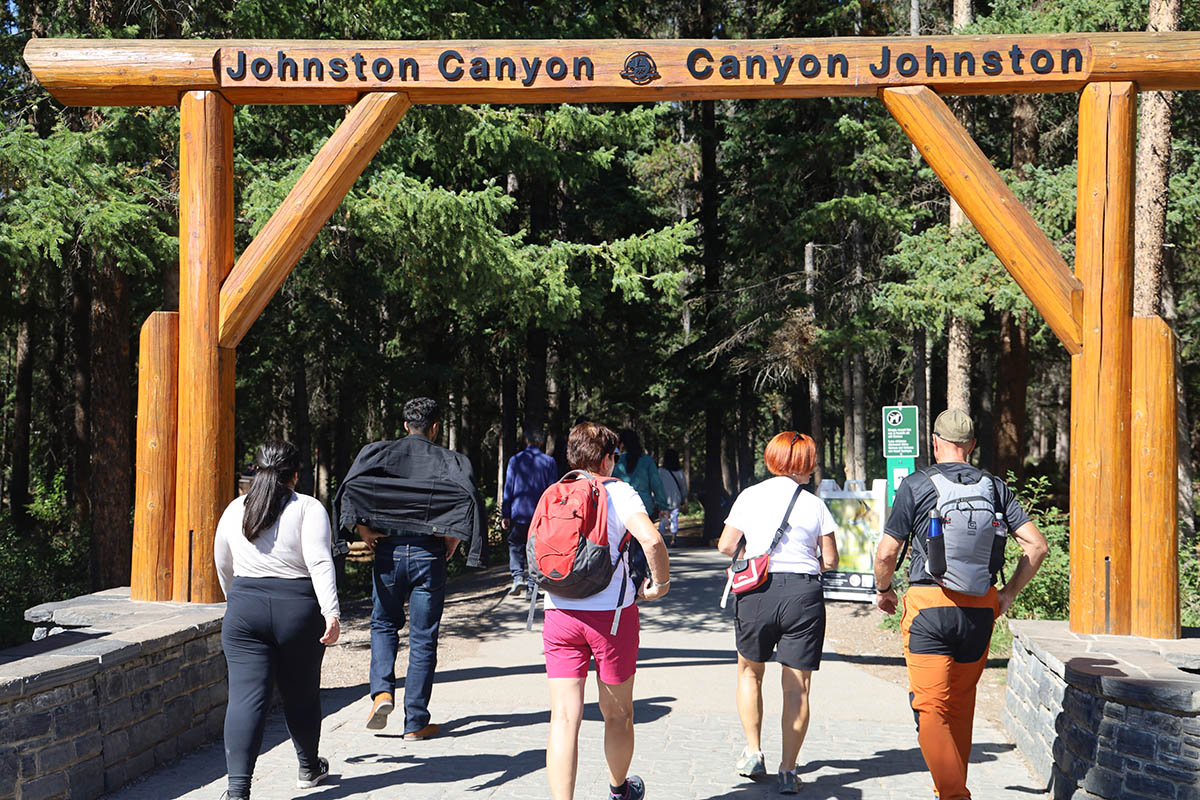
top-left (335, 397), bottom-right (487, 739)
top-left (214, 441), bottom-right (340, 798)
top-left (656, 448), bottom-right (688, 546)
top-left (717, 432), bottom-right (838, 794)
top-left (531, 422), bottom-right (670, 800)
top-left (874, 409), bottom-right (1048, 800)
top-left (501, 427), bottom-right (559, 598)
top-left (613, 428), bottom-right (667, 522)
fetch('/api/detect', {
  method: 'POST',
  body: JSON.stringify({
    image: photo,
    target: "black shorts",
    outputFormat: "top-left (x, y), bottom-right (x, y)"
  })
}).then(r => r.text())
top-left (734, 572), bottom-right (826, 670)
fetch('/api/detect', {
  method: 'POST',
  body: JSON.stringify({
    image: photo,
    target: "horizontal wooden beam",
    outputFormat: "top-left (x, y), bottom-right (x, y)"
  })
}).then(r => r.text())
top-left (881, 84), bottom-right (1083, 354)
top-left (24, 33), bottom-right (1200, 107)
top-left (218, 92), bottom-right (410, 348)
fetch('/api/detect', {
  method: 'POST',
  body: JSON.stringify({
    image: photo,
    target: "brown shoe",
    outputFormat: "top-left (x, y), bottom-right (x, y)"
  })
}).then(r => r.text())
top-left (366, 692), bottom-right (394, 730)
top-left (403, 723), bottom-right (440, 740)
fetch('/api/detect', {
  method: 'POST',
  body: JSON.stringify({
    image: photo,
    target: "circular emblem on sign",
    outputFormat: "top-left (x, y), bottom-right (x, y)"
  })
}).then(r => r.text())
top-left (620, 51), bottom-right (660, 85)
top-left (887, 410), bottom-right (904, 426)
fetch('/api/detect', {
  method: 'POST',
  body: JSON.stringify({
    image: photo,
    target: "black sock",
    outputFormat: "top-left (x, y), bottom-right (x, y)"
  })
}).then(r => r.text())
top-left (610, 780), bottom-right (628, 797)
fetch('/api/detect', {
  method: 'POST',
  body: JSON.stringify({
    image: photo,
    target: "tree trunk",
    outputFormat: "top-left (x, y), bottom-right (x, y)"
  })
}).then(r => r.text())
top-left (994, 311), bottom-right (1029, 478)
top-left (547, 354), bottom-right (570, 475)
top-left (722, 429), bottom-right (738, 495)
top-left (737, 377), bottom-right (754, 491)
top-left (315, 435), bottom-right (332, 509)
top-left (11, 276), bottom-right (34, 532)
top-left (333, 383), bottom-right (356, 487)
top-left (89, 258), bottom-right (133, 589)
top-left (1054, 378), bottom-right (1070, 469)
top-left (842, 355), bottom-right (855, 482)
top-left (71, 259), bottom-right (93, 533)
top-left (525, 327), bottom-right (548, 434)
top-left (977, 333), bottom-right (995, 467)
top-left (852, 353), bottom-right (867, 482)
top-left (1133, 0), bottom-right (1181, 318)
top-left (290, 351), bottom-right (314, 495)
top-left (913, 329), bottom-right (929, 467)
top-left (498, 366), bottom-right (518, 508)
top-left (1162, 250), bottom-right (1195, 541)
top-left (946, 314), bottom-right (971, 412)
top-left (703, 410), bottom-right (724, 539)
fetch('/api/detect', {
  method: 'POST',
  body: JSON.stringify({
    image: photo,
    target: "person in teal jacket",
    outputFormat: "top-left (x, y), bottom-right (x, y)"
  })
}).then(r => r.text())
top-left (613, 429), bottom-right (667, 521)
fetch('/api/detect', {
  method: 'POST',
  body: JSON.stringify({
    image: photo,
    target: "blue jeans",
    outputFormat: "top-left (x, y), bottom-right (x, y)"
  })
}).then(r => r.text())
top-left (370, 535), bottom-right (446, 734)
top-left (508, 522), bottom-right (530, 582)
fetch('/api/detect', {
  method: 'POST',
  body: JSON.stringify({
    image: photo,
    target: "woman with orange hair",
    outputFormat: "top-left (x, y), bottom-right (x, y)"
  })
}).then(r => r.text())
top-left (717, 432), bottom-right (839, 794)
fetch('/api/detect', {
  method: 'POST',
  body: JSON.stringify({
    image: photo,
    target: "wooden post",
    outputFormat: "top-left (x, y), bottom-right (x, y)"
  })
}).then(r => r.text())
top-left (1071, 81), bottom-right (1136, 635)
top-left (1131, 316), bottom-right (1180, 638)
top-left (174, 91), bottom-right (235, 603)
top-left (131, 311), bottom-right (178, 601)
top-left (218, 92), bottom-right (410, 349)
top-left (880, 85), bottom-right (1083, 354)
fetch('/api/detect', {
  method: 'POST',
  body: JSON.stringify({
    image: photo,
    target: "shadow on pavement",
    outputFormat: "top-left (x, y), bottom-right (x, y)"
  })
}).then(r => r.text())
top-left (313, 749), bottom-right (544, 796)
top-left (368, 695), bottom-right (676, 739)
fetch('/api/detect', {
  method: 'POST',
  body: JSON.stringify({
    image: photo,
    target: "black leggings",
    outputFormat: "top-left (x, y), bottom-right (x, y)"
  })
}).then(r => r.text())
top-left (222, 577), bottom-right (326, 798)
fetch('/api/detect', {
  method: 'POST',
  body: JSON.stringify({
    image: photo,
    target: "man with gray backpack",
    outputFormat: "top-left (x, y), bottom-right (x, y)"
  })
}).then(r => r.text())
top-left (873, 409), bottom-right (1048, 800)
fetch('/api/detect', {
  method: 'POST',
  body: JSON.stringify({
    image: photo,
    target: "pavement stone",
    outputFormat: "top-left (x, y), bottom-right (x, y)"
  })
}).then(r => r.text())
top-left (106, 549), bottom-right (1048, 800)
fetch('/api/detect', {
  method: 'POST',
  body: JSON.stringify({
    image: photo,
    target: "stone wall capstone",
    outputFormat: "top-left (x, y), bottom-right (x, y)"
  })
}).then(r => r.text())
top-left (1004, 619), bottom-right (1200, 800)
top-left (0, 588), bottom-right (227, 800)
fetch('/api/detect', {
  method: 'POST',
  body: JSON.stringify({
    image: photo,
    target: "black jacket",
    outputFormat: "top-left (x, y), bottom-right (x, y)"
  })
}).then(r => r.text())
top-left (335, 435), bottom-right (488, 568)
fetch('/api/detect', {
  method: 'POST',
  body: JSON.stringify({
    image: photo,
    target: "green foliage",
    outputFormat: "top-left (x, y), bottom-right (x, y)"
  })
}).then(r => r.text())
top-left (0, 512), bottom-right (90, 648)
top-left (1003, 473), bottom-right (1071, 621)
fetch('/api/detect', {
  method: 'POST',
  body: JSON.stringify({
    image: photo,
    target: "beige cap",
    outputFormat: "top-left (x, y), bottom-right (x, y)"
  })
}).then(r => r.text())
top-left (933, 409), bottom-right (975, 443)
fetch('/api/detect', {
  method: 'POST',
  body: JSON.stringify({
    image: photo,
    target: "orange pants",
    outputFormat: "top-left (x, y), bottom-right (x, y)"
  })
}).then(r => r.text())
top-left (901, 585), bottom-right (999, 800)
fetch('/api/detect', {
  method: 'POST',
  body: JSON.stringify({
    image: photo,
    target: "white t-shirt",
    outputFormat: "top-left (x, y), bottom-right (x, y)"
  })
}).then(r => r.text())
top-left (544, 479), bottom-right (647, 612)
top-left (214, 492), bottom-right (341, 619)
top-left (724, 476), bottom-right (837, 575)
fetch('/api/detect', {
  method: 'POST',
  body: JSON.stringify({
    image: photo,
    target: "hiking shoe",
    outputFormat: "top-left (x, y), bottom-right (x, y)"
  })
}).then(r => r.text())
top-left (507, 579), bottom-right (524, 596)
top-left (608, 775), bottom-right (645, 799)
top-left (220, 793), bottom-right (248, 800)
top-left (366, 692), bottom-right (393, 730)
top-left (403, 722), bottom-right (440, 740)
top-left (296, 757), bottom-right (329, 789)
top-left (736, 747), bottom-right (766, 779)
top-left (778, 768), bottom-right (800, 794)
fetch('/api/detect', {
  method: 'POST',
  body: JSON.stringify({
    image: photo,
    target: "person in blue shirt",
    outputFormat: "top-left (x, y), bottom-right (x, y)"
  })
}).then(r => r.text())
top-left (501, 427), bottom-right (559, 597)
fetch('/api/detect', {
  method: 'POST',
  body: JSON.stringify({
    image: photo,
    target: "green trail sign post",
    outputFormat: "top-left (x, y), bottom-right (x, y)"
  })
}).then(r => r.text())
top-left (882, 405), bottom-right (919, 505)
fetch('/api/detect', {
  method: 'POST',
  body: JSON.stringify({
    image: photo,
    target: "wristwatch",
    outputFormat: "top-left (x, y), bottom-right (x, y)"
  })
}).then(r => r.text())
top-left (876, 583), bottom-right (893, 593)
top-left (651, 578), bottom-right (671, 589)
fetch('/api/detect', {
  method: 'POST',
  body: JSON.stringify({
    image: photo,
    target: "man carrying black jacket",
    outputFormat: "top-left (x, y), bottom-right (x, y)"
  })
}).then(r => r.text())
top-left (335, 397), bottom-right (486, 739)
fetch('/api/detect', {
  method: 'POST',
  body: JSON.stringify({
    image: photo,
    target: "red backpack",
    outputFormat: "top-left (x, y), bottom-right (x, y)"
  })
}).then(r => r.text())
top-left (525, 471), bottom-right (632, 633)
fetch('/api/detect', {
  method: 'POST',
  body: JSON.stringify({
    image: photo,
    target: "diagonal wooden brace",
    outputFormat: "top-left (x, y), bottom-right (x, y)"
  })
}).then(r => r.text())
top-left (218, 91), bottom-right (411, 349)
top-left (881, 85), bottom-right (1083, 355)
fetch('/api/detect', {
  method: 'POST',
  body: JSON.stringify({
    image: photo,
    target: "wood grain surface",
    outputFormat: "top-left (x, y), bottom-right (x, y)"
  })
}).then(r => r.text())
top-left (131, 311), bottom-right (178, 602)
top-left (23, 33), bottom-right (1200, 106)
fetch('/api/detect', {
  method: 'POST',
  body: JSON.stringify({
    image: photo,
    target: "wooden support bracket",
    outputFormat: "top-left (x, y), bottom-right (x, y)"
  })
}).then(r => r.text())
top-left (218, 92), bottom-right (411, 349)
top-left (881, 85), bottom-right (1084, 355)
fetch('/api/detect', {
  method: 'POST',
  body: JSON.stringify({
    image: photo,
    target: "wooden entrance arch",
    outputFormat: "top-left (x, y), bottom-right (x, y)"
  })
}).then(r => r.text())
top-left (24, 33), bottom-right (1190, 636)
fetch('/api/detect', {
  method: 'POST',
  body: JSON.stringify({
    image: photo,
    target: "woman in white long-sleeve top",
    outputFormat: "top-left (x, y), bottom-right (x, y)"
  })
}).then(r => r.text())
top-left (214, 441), bottom-right (341, 799)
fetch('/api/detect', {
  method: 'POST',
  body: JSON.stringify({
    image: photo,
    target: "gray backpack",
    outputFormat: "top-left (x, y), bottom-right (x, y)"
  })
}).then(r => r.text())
top-left (915, 469), bottom-right (1003, 596)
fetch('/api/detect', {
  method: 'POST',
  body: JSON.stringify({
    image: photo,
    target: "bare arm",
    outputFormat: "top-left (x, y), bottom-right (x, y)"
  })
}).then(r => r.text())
top-left (998, 520), bottom-right (1049, 616)
top-left (818, 533), bottom-right (839, 572)
top-left (625, 511), bottom-right (670, 600)
top-left (873, 534), bottom-right (904, 614)
top-left (717, 524), bottom-right (745, 557)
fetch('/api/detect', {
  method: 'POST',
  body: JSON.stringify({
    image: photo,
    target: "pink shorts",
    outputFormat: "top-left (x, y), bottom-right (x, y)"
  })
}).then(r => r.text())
top-left (543, 605), bottom-right (640, 684)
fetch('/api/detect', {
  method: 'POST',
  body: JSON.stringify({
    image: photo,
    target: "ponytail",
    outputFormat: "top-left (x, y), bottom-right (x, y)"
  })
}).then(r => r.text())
top-left (242, 441), bottom-right (301, 541)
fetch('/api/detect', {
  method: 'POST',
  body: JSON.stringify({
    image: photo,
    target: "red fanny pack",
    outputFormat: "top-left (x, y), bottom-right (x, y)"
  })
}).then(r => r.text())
top-left (725, 484), bottom-right (804, 595)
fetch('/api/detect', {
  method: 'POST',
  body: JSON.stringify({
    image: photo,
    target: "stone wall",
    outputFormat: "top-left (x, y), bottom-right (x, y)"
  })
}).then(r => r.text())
top-left (0, 589), bottom-right (227, 800)
top-left (1004, 619), bottom-right (1200, 800)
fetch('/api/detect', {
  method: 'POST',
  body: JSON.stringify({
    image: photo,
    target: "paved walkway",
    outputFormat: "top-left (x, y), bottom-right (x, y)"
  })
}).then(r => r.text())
top-left (108, 549), bottom-right (1047, 800)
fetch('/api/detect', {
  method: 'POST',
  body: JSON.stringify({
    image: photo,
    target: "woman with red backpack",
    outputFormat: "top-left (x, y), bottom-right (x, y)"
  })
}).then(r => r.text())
top-left (530, 422), bottom-right (671, 800)
top-left (717, 432), bottom-right (839, 795)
